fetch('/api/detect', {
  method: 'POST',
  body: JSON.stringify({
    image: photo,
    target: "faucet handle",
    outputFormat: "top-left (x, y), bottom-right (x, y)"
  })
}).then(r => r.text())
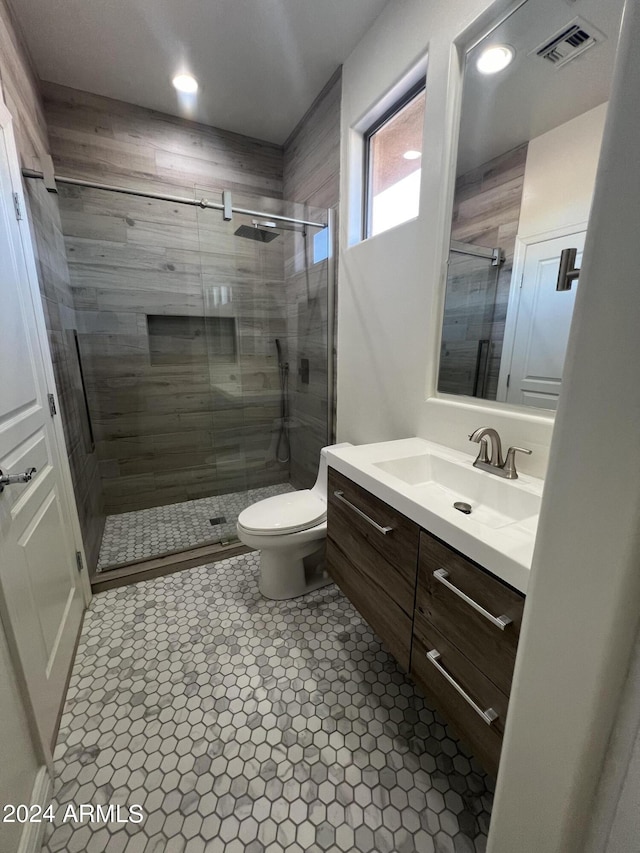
top-left (503, 446), bottom-right (532, 479)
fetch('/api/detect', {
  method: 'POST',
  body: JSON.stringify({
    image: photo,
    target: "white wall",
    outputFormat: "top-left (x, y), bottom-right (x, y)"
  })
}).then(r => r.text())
top-left (336, 0), bottom-right (556, 478)
top-left (494, 102), bottom-right (608, 404)
top-left (583, 633), bottom-right (640, 853)
top-left (518, 102), bottom-right (607, 239)
top-left (602, 730), bottom-right (640, 852)
top-left (337, 0), bottom-right (640, 850)
top-left (488, 1), bottom-right (640, 845)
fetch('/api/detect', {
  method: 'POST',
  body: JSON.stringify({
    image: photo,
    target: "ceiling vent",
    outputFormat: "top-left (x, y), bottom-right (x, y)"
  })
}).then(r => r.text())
top-left (533, 18), bottom-right (605, 68)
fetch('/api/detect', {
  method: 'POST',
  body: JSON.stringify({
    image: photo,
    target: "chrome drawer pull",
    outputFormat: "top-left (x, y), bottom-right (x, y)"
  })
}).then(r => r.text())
top-left (433, 568), bottom-right (512, 630)
top-left (427, 650), bottom-right (498, 726)
top-left (333, 490), bottom-right (393, 535)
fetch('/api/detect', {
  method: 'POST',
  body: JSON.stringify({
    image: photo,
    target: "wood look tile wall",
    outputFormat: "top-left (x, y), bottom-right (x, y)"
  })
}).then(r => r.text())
top-left (440, 143), bottom-right (527, 399)
top-left (41, 83), bottom-right (283, 199)
top-left (283, 69), bottom-right (341, 487)
top-left (43, 83), bottom-right (290, 514)
top-left (0, 0), bottom-right (105, 572)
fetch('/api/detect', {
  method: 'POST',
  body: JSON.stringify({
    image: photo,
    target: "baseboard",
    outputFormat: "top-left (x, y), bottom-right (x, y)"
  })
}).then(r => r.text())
top-left (17, 766), bottom-right (52, 853)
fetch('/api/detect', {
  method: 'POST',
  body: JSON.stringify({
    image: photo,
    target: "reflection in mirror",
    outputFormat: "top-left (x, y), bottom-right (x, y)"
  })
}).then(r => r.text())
top-left (438, 0), bottom-right (624, 411)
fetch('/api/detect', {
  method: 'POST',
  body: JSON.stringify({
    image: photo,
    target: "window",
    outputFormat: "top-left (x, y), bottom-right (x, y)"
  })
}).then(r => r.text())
top-left (313, 227), bottom-right (329, 264)
top-left (364, 81), bottom-right (426, 238)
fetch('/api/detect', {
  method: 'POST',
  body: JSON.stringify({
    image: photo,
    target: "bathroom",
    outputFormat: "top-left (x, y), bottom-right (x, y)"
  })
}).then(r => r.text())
top-left (1, 0), bottom-right (640, 850)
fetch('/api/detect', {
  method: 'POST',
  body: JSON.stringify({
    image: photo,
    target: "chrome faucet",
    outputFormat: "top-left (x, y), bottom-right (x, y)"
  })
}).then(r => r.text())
top-left (469, 427), bottom-right (532, 480)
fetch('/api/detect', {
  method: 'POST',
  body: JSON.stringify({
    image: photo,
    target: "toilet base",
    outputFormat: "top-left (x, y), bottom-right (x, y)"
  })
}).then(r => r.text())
top-left (258, 539), bottom-right (332, 600)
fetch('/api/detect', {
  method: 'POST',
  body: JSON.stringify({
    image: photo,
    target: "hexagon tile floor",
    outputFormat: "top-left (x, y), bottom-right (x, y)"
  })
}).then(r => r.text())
top-left (97, 484), bottom-right (294, 570)
top-left (42, 552), bottom-right (494, 853)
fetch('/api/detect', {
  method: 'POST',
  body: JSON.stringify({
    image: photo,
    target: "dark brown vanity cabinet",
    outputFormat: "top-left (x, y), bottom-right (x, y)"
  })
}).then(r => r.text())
top-left (414, 531), bottom-right (524, 774)
top-left (326, 467), bottom-right (525, 777)
top-left (326, 468), bottom-right (419, 670)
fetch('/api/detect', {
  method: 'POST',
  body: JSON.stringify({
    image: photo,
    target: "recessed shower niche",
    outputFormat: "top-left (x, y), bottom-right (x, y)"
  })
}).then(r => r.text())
top-left (147, 315), bottom-right (237, 365)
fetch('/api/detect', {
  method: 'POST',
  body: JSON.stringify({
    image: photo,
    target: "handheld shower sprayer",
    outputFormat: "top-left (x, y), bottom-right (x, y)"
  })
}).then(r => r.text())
top-left (275, 338), bottom-right (284, 368)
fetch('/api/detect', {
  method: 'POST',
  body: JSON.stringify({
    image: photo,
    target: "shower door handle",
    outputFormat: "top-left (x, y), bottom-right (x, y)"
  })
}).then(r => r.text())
top-left (472, 339), bottom-right (491, 398)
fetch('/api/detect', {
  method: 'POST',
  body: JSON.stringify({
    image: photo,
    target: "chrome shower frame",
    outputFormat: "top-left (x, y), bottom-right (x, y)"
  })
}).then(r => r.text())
top-left (22, 169), bottom-right (337, 447)
top-left (21, 169), bottom-right (326, 230)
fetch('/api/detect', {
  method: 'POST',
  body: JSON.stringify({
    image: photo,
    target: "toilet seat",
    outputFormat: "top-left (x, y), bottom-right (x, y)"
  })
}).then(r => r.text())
top-left (238, 490), bottom-right (326, 535)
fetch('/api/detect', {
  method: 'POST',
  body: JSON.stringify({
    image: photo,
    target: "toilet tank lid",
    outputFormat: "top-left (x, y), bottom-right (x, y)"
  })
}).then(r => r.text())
top-left (238, 490), bottom-right (326, 535)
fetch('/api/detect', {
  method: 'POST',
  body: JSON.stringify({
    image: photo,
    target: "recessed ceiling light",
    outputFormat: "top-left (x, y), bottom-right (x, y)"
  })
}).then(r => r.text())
top-left (172, 73), bottom-right (198, 94)
top-left (476, 45), bottom-right (515, 75)
top-left (403, 150), bottom-right (422, 160)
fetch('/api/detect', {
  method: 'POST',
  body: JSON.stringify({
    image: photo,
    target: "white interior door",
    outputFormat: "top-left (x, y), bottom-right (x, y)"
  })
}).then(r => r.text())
top-left (0, 110), bottom-right (85, 754)
top-left (504, 232), bottom-right (585, 410)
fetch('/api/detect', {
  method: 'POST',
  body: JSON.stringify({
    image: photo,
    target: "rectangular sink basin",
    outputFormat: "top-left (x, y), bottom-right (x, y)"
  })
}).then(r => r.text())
top-left (373, 453), bottom-right (540, 529)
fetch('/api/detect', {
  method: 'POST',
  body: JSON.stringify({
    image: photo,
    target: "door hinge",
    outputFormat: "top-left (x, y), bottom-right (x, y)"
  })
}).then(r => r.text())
top-left (13, 192), bottom-right (22, 220)
top-left (506, 373), bottom-right (511, 388)
top-left (47, 393), bottom-right (57, 416)
top-left (75, 551), bottom-right (84, 573)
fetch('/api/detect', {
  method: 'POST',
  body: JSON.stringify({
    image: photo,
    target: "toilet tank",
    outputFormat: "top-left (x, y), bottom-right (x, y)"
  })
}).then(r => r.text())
top-left (311, 443), bottom-right (352, 502)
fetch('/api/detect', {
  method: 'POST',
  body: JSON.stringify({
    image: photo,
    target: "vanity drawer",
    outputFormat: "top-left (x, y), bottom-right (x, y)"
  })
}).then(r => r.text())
top-left (416, 531), bottom-right (524, 695)
top-left (327, 537), bottom-right (412, 670)
top-left (412, 615), bottom-right (508, 777)
top-left (327, 468), bottom-right (419, 615)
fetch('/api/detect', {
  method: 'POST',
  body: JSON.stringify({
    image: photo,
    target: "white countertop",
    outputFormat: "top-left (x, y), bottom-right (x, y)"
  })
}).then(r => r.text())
top-left (326, 438), bottom-right (544, 593)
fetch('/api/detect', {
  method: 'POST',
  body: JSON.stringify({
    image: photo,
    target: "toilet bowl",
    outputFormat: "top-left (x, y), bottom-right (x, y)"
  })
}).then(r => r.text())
top-left (237, 443), bottom-right (351, 600)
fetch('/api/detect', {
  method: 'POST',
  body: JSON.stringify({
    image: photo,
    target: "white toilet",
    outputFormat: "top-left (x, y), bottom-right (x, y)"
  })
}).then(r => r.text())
top-left (237, 443), bottom-right (351, 600)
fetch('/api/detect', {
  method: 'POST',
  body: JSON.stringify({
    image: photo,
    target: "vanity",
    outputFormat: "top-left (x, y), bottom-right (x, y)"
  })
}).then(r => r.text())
top-left (325, 438), bottom-right (542, 776)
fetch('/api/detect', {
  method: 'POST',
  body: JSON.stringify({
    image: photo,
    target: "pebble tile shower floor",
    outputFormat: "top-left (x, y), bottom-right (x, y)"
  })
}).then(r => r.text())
top-left (43, 553), bottom-right (494, 853)
top-left (97, 484), bottom-right (294, 570)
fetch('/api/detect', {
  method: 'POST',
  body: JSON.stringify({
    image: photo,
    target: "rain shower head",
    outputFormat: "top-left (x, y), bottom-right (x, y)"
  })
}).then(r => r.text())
top-left (234, 220), bottom-right (280, 242)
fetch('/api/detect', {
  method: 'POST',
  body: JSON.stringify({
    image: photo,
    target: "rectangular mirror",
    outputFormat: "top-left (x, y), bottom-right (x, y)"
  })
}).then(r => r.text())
top-left (438, 0), bottom-right (624, 411)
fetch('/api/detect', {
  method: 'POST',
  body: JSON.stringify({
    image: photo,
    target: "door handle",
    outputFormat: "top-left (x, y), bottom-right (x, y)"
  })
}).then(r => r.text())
top-left (557, 248), bottom-right (580, 291)
top-left (0, 467), bottom-right (37, 493)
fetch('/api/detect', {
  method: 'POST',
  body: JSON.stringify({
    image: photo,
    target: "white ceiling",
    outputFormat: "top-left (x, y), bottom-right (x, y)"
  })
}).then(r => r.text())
top-left (457, 0), bottom-right (625, 174)
top-left (12, 0), bottom-right (390, 144)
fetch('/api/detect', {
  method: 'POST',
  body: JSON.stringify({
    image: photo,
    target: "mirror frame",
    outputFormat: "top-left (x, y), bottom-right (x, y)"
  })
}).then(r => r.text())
top-left (433, 0), bottom-right (567, 422)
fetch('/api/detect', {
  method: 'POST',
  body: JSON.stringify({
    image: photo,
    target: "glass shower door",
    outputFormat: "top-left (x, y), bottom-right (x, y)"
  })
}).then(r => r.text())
top-left (438, 244), bottom-right (502, 399)
top-left (196, 191), bottom-right (330, 538)
top-left (281, 198), bottom-right (332, 489)
top-left (81, 181), bottom-right (330, 571)
top-left (65, 185), bottom-right (225, 571)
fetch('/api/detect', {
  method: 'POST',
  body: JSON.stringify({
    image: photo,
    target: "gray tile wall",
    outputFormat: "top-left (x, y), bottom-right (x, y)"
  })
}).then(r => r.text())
top-left (42, 83), bottom-right (290, 514)
top-left (0, 1), bottom-right (104, 572)
top-left (440, 144), bottom-right (527, 399)
top-left (283, 68), bottom-right (341, 487)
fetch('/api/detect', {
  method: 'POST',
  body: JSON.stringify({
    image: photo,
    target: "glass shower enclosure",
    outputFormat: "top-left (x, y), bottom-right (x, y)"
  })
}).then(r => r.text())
top-left (438, 240), bottom-right (503, 400)
top-left (42, 175), bottom-right (332, 572)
